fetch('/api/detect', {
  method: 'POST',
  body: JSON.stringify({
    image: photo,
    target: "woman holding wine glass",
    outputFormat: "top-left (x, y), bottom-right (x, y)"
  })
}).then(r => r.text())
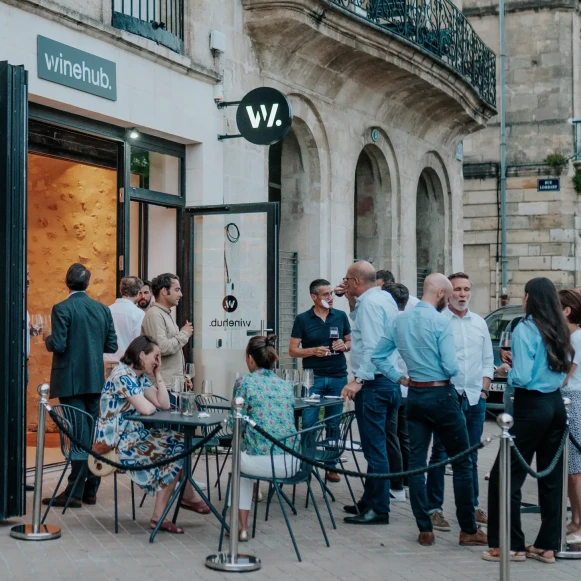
top-left (483, 278), bottom-right (571, 564)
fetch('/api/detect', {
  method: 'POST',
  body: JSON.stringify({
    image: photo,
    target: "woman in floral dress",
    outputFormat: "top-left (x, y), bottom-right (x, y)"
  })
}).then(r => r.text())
top-left (230, 334), bottom-right (297, 541)
top-left (96, 335), bottom-right (209, 534)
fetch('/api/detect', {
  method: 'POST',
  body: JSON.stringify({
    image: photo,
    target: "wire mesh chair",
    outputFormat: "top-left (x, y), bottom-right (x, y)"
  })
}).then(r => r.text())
top-left (194, 394), bottom-right (232, 501)
top-left (219, 424), bottom-right (331, 562)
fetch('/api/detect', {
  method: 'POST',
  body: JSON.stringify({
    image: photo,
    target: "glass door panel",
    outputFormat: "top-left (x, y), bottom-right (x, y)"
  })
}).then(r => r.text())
top-left (188, 204), bottom-right (278, 399)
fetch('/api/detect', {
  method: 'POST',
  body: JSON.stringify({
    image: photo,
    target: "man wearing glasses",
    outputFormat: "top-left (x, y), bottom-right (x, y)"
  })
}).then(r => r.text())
top-left (289, 279), bottom-right (352, 483)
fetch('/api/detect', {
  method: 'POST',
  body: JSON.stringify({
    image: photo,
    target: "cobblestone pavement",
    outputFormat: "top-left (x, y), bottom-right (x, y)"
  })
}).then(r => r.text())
top-left (2, 419), bottom-right (580, 581)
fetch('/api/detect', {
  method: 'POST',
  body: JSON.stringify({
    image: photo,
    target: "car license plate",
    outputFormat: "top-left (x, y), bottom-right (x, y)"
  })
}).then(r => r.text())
top-left (490, 383), bottom-right (506, 392)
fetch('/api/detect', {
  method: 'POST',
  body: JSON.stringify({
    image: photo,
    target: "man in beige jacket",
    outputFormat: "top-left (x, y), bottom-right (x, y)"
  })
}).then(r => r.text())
top-left (141, 273), bottom-right (193, 388)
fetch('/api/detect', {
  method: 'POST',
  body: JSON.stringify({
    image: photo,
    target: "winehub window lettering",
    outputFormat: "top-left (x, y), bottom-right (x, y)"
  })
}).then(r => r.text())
top-left (37, 36), bottom-right (117, 101)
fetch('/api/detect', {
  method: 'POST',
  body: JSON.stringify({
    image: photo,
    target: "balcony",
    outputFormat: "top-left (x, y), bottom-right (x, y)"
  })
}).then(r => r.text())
top-left (242, 0), bottom-right (497, 134)
top-left (330, 0), bottom-right (496, 106)
top-left (112, 0), bottom-right (184, 54)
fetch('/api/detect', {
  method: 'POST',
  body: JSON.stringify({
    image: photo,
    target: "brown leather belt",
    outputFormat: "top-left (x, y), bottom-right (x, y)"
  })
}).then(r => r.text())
top-left (408, 380), bottom-right (450, 388)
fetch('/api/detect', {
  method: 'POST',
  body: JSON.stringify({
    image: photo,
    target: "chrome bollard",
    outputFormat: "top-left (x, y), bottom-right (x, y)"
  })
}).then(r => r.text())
top-left (556, 397), bottom-right (581, 559)
top-left (497, 412), bottom-right (513, 581)
top-left (11, 384), bottom-right (61, 541)
top-left (206, 396), bottom-right (261, 572)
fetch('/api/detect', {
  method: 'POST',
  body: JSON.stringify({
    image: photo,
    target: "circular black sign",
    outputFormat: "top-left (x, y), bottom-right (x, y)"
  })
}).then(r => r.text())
top-left (236, 87), bottom-right (293, 146)
top-left (222, 295), bottom-right (238, 313)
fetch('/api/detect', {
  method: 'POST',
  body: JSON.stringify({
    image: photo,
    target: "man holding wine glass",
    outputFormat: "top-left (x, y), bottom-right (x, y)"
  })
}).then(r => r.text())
top-left (289, 278), bottom-right (351, 483)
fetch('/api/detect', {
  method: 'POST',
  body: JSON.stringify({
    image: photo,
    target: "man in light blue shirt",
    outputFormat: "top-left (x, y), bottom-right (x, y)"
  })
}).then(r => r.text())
top-left (340, 261), bottom-right (402, 525)
top-left (372, 273), bottom-right (487, 548)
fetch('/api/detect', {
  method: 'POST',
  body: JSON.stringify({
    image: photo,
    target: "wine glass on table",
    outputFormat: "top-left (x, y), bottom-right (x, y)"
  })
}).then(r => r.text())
top-left (201, 379), bottom-right (213, 395)
top-left (185, 363), bottom-right (195, 391)
top-left (302, 369), bottom-right (314, 400)
top-left (170, 377), bottom-right (184, 414)
top-left (329, 327), bottom-right (339, 355)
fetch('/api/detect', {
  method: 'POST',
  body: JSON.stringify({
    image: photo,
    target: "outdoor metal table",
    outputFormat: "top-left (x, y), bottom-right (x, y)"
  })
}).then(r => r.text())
top-left (126, 410), bottom-right (229, 543)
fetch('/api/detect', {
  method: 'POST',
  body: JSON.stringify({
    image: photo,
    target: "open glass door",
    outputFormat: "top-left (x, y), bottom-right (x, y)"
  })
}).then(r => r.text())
top-left (186, 203), bottom-right (279, 399)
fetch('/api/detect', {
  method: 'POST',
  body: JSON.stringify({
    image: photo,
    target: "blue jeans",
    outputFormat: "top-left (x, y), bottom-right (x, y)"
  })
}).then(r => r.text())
top-left (407, 385), bottom-right (477, 533)
top-left (354, 376), bottom-right (401, 514)
top-left (426, 394), bottom-right (486, 512)
top-left (301, 375), bottom-right (346, 467)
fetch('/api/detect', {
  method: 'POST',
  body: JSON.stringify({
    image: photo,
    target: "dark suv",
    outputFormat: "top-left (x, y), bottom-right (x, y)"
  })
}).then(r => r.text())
top-left (484, 305), bottom-right (524, 411)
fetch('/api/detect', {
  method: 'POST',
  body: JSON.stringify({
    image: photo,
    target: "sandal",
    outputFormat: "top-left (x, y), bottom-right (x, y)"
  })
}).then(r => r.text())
top-left (482, 548), bottom-right (526, 562)
top-left (149, 519), bottom-right (184, 534)
top-left (525, 546), bottom-right (555, 564)
top-left (180, 500), bottom-right (211, 514)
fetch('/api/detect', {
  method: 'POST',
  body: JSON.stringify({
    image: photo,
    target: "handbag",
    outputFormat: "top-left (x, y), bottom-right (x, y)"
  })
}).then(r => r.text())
top-left (88, 442), bottom-right (119, 477)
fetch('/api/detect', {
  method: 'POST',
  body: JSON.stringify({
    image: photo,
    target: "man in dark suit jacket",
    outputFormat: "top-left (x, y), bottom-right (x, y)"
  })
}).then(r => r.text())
top-left (42, 263), bottom-right (117, 508)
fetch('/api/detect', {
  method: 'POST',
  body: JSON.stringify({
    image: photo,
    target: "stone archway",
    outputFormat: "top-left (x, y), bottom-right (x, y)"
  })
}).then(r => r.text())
top-left (354, 144), bottom-right (392, 267)
top-left (416, 167), bottom-right (446, 295)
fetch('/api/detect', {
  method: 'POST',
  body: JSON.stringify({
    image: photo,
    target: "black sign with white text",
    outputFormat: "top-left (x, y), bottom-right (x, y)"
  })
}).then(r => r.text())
top-left (236, 87), bottom-right (293, 146)
top-left (537, 178), bottom-right (560, 192)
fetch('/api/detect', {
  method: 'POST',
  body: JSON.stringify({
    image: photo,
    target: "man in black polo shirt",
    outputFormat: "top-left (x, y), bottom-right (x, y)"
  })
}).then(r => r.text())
top-left (289, 279), bottom-right (352, 482)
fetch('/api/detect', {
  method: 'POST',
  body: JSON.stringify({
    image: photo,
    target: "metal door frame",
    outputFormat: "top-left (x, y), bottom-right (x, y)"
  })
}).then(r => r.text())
top-left (184, 203), bottom-right (279, 361)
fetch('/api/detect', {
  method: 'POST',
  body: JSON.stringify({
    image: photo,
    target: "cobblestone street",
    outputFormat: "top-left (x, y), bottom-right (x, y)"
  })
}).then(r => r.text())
top-left (1, 420), bottom-right (580, 581)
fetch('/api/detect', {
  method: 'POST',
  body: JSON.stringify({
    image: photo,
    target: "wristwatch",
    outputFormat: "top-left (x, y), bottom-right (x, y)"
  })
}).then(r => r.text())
top-left (481, 390), bottom-right (489, 399)
top-left (355, 377), bottom-right (364, 384)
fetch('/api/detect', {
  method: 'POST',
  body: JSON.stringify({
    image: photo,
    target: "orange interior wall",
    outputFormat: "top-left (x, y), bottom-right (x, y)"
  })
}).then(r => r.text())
top-left (27, 153), bottom-right (117, 429)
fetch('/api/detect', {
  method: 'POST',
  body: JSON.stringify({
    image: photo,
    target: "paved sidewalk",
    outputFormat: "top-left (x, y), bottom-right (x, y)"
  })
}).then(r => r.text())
top-left (1, 419), bottom-right (580, 581)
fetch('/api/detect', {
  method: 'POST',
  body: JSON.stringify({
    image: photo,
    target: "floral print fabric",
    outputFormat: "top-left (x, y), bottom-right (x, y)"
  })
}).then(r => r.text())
top-left (96, 363), bottom-right (184, 493)
top-left (232, 368), bottom-right (296, 456)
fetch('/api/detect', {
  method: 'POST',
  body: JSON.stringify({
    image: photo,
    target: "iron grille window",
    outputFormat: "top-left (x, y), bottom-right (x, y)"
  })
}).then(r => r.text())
top-left (112, 0), bottom-right (184, 54)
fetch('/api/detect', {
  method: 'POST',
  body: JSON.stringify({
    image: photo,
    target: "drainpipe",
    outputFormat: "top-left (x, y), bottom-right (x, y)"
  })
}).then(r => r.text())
top-left (499, 0), bottom-right (508, 302)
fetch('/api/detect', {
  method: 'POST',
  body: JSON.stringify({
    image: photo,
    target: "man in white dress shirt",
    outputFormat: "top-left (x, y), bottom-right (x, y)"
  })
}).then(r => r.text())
top-left (104, 276), bottom-right (145, 373)
top-left (426, 272), bottom-right (494, 531)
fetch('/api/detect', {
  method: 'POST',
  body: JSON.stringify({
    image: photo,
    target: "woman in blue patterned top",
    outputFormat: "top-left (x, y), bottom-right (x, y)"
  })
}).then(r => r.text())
top-left (484, 278), bottom-right (571, 564)
top-left (231, 334), bottom-right (296, 541)
top-left (95, 335), bottom-right (210, 535)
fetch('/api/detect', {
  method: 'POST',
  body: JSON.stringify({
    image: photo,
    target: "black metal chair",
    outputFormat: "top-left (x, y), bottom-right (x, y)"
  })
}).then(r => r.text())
top-left (219, 424), bottom-right (331, 562)
top-left (42, 403), bottom-right (135, 533)
top-left (194, 394), bottom-right (232, 501)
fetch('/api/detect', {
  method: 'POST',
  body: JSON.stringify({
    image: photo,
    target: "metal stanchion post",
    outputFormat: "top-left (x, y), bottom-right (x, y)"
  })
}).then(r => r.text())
top-left (497, 412), bottom-right (513, 581)
top-left (556, 397), bottom-right (581, 559)
top-left (206, 396), bottom-right (261, 572)
top-left (11, 384), bottom-right (61, 541)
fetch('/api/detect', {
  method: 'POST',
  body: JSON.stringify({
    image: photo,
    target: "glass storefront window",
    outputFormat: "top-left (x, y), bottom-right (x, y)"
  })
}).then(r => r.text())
top-left (130, 148), bottom-right (181, 196)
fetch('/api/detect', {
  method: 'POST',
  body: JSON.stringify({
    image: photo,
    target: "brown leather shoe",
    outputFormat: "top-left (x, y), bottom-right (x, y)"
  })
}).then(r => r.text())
top-left (418, 532), bottom-right (435, 546)
top-left (459, 527), bottom-right (488, 546)
top-left (326, 471), bottom-right (341, 483)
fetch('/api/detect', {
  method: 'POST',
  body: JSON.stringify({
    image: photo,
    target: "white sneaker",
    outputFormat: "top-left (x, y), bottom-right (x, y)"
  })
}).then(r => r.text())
top-left (390, 488), bottom-right (407, 502)
top-left (195, 480), bottom-right (207, 491)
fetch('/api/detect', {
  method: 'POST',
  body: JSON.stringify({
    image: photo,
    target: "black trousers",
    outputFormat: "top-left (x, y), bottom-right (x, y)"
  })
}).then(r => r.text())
top-left (386, 398), bottom-right (409, 490)
top-left (59, 393), bottom-right (101, 499)
top-left (488, 389), bottom-right (566, 551)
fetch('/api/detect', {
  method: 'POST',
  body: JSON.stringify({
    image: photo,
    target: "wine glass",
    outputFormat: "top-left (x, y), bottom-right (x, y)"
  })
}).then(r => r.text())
top-left (329, 327), bottom-right (339, 355)
top-left (499, 331), bottom-right (512, 352)
top-left (284, 369), bottom-right (299, 397)
top-left (185, 363), bottom-right (195, 391)
top-left (201, 379), bottom-right (213, 395)
top-left (30, 314), bottom-right (43, 343)
top-left (170, 377), bottom-right (184, 414)
top-left (302, 369), bottom-right (314, 399)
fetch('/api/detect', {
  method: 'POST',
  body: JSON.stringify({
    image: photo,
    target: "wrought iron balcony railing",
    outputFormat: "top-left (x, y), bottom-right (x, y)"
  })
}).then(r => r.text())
top-left (328, 0), bottom-right (496, 107)
top-left (112, 0), bottom-right (184, 54)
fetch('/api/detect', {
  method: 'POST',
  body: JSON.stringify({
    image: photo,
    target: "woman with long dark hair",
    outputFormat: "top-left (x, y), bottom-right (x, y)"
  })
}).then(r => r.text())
top-left (483, 277), bottom-right (571, 564)
top-left (558, 289), bottom-right (581, 542)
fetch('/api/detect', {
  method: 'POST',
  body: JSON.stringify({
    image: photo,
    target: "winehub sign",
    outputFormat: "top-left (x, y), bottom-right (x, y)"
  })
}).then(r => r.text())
top-left (37, 36), bottom-right (117, 101)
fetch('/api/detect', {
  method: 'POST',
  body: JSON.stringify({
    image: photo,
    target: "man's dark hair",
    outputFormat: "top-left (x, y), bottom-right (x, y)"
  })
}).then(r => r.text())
top-left (120, 276), bottom-right (143, 298)
top-left (376, 270), bottom-right (395, 285)
top-left (382, 282), bottom-right (409, 311)
top-left (152, 273), bottom-right (179, 299)
top-left (66, 263), bottom-right (91, 291)
top-left (309, 279), bottom-right (330, 296)
top-left (142, 280), bottom-right (151, 289)
top-left (121, 335), bottom-right (158, 370)
top-left (448, 272), bottom-right (471, 286)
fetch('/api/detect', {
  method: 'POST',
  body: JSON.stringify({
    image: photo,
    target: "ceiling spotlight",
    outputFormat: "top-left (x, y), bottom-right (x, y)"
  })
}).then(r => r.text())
top-left (128, 127), bottom-right (139, 139)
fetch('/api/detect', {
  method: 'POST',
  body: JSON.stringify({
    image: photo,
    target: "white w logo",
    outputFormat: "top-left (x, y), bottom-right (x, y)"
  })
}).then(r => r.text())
top-left (225, 299), bottom-right (236, 309)
top-left (246, 103), bottom-right (281, 129)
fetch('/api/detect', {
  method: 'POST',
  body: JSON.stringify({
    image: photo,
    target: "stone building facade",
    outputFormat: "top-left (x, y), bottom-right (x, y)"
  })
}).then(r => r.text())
top-left (462, 0), bottom-right (581, 314)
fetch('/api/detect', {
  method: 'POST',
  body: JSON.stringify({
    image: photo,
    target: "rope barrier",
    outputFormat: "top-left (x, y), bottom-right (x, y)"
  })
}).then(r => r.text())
top-left (245, 418), bottom-right (495, 480)
top-left (47, 406), bottom-right (223, 472)
top-left (511, 427), bottom-right (569, 480)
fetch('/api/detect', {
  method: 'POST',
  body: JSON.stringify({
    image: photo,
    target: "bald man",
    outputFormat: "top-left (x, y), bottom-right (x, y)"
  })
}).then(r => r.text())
top-left (340, 261), bottom-right (401, 525)
top-left (372, 273), bottom-right (487, 547)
